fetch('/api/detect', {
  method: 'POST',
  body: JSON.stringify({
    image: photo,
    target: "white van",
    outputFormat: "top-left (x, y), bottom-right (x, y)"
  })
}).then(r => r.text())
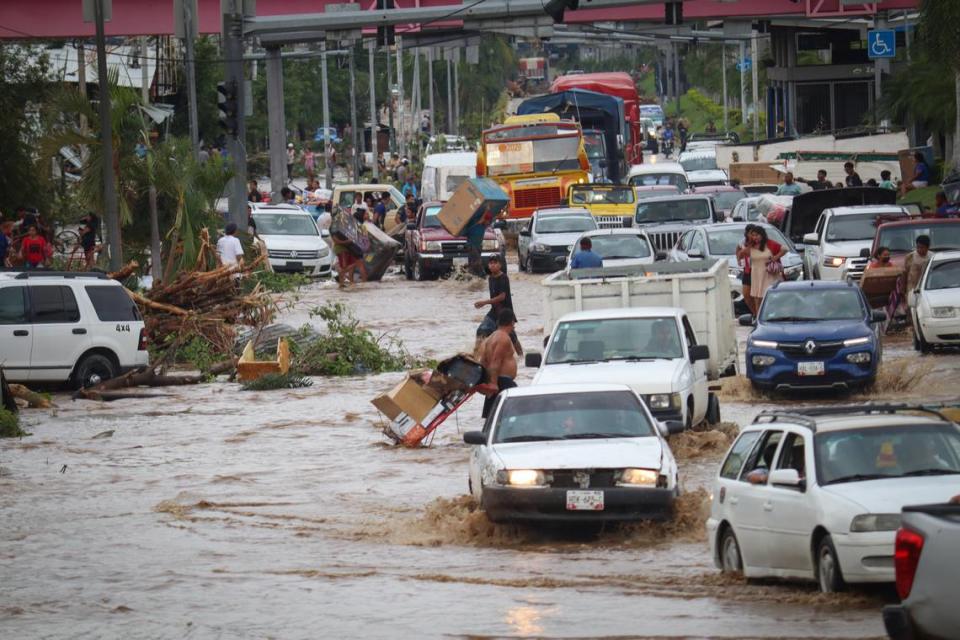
top-left (420, 152), bottom-right (477, 202)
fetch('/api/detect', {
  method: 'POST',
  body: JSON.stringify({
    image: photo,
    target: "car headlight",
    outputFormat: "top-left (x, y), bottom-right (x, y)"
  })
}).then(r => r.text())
top-left (752, 354), bottom-right (776, 367)
top-left (845, 352), bottom-right (872, 364)
top-left (843, 336), bottom-right (871, 347)
top-left (618, 468), bottom-right (659, 486)
top-left (318, 246), bottom-right (330, 257)
top-left (823, 256), bottom-right (845, 268)
top-left (850, 513), bottom-right (901, 532)
top-left (481, 239), bottom-right (500, 251)
top-left (530, 242), bottom-right (549, 253)
top-left (424, 241), bottom-right (442, 252)
top-left (750, 339), bottom-right (778, 349)
top-left (497, 469), bottom-right (549, 487)
top-left (931, 306), bottom-right (958, 318)
top-left (646, 393), bottom-right (680, 410)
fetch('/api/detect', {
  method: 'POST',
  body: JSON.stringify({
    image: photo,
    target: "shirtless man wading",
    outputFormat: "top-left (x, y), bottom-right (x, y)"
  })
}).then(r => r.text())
top-left (479, 308), bottom-right (519, 419)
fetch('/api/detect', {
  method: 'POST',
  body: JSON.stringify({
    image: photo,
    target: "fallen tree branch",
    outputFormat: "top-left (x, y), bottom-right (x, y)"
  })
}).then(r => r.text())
top-left (9, 384), bottom-right (53, 409)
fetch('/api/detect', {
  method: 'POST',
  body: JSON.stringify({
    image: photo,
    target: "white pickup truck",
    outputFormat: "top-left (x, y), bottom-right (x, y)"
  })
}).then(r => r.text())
top-left (525, 260), bottom-right (738, 429)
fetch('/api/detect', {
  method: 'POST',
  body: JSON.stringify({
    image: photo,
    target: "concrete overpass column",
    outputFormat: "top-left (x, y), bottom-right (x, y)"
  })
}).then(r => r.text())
top-left (265, 45), bottom-right (287, 200)
top-left (786, 28), bottom-right (798, 136)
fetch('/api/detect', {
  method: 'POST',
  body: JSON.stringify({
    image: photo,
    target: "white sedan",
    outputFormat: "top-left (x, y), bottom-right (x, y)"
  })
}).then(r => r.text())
top-left (463, 383), bottom-right (682, 524)
top-left (707, 407), bottom-right (960, 592)
top-left (566, 228), bottom-right (658, 272)
top-left (912, 250), bottom-right (960, 352)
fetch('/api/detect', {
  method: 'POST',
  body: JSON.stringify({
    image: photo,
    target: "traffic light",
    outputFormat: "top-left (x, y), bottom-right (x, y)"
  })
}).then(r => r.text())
top-left (217, 80), bottom-right (237, 136)
top-left (543, 0), bottom-right (578, 23)
top-left (377, 0), bottom-right (395, 47)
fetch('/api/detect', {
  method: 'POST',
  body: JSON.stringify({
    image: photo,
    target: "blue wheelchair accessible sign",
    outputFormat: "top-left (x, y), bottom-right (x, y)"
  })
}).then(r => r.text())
top-left (868, 30), bottom-right (896, 59)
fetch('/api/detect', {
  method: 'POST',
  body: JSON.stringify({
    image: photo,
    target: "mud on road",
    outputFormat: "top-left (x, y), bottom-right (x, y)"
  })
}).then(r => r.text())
top-left (3, 264), bottom-right (953, 639)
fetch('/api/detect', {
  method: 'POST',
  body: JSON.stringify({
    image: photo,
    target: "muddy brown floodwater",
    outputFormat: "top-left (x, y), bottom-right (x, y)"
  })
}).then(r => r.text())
top-left (3, 263), bottom-right (957, 639)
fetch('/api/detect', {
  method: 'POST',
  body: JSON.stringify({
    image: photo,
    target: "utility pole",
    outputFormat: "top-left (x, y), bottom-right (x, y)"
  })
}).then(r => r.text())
top-left (721, 43), bottom-right (728, 133)
top-left (92, 0), bottom-right (122, 270)
top-left (396, 36), bottom-right (406, 159)
top-left (368, 40), bottom-right (379, 180)
top-left (673, 41), bottom-right (681, 117)
top-left (386, 45), bottom-right (394, 152)
top-left (446, 54), bottom-right (453, 134)
top-left (76, 40), bottom-right (89, 163)
top-left (180, 0), bottom-right (200, 159)
top-left (412, 49), bottom-right (420, 152)
top-left (751, 31), bottom-right (760, 140)
top-left (321, 41), bottom-right (333, 189)
top-left (140, 36), bottom-right (150, 104)
top-left (222, 0), bottom-right (247, 229)
top-left (265, 46), bottom-right (286, 200)
top-left (453, 51), bottom-right (460, 136)
top-left (739, 40), bottom-right (747, 125)
top-left (348, 46), bottom-right (359, 181)
top-left (427, 47), bottom-right (435, 136)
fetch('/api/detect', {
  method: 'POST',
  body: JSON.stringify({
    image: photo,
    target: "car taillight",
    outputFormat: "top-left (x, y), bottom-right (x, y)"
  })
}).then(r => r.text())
top-left (894, 526), bottom-right (924, 600)
top-left (138, 328), bottom-right (148, 351)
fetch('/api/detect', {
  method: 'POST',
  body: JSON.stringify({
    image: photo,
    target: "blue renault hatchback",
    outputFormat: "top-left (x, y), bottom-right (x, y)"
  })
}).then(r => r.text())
top-left (743, 281), bottom-right (886, 391)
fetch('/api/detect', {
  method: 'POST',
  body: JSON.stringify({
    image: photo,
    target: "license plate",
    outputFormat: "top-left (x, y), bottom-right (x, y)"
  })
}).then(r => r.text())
top-left (798, 361), bottom-right (825, 376)
top-left (453, 257), bottom-right (468, 267)
top-left (566, 490), bottom-right (604, 511)
top-left (286, 261), bottom-right (303, 270)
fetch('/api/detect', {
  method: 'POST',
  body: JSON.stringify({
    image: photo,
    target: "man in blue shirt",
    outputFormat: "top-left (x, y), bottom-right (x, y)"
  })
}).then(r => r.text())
top-left (401, 176), bottom-right (418, 199)
top-left (570, 237), bottom-right (603, 269)
top-left (776, 172), bottom-right (803, 196)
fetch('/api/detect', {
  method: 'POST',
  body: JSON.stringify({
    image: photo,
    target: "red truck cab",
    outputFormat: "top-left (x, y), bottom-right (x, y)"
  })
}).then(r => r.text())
top-left (403, 201), bottom-right (505, 281)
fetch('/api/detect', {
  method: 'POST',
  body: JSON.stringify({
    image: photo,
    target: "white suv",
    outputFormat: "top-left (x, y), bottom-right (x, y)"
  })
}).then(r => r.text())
top-left (706, 405), bottom-right (960, 592)
top-left (250, 204), bottom-right (334, 276)
top-left (0, 272), bottom-right (149, 387)
top-left (802, 205), bottom-right (908, 281)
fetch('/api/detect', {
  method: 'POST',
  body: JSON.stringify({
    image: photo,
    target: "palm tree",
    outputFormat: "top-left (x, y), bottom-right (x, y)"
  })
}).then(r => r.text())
top-left (919, 0), bottom-right (960, 167)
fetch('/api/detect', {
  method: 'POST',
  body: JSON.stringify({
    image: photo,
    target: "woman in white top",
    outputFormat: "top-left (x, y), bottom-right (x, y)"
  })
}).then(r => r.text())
top-left (745, 226), bottom-right (787, 301)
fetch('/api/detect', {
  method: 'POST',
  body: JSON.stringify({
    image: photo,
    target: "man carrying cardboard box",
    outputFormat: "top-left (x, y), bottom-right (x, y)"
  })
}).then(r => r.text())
top-left (465, 205), bottom-right (494, 276)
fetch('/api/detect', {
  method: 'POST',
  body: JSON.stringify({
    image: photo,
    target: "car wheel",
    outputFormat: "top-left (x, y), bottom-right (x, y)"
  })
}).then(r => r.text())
top-left (914, 322), bottom-right (931, 354)
top-left (719, 527), bottom-right (743, 574)
top-left (404, 255), bottom-right (414, 280)
top-left (73, 352), bottom-right (117, 390)
top-left (685, 398), bottom-right (693, 430)
top-left (706, 393), bottom-right (721, 426)
top-left (413, 259), bottom-right (427, 282)
top-left (816, 534), bottom-right (846, 593)
top-left (518, 250), bottom-right (527, 272)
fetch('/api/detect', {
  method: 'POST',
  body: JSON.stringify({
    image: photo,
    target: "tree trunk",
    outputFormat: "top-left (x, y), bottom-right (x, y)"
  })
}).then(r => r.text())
top-left (954, 70), bottom-right (960, 168)
top-left (149, 183), bottom-right (161, 282)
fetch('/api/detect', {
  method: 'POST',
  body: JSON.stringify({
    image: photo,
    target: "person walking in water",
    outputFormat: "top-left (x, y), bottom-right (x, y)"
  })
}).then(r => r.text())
top-left (478, 308), bottom-right (519, 419)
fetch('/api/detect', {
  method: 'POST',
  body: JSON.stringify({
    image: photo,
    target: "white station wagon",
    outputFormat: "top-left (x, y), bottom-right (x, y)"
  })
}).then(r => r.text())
top-left (707, 405), bottom-right (960, 592)
top-left (463, 383), bottom-right (681, 523)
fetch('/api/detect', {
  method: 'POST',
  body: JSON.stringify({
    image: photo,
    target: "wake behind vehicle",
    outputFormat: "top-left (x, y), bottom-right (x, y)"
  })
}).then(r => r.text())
top-left (707, 405), bottom-right (960, 593)
top-left (517, 207), bottom-right (597, 273)
top-left (464, 383), bottom-right (681, 523)
top-left (743, 281), bottom-right (886, 391)
top-left (404, 202), bottom-right (504, 280)
top-left (911, 250), bottom-right (960, 353)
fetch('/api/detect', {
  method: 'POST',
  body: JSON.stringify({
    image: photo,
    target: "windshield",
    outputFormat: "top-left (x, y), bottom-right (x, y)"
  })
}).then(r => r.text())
top-left (535, 215), bottom-right (597, 234)
top-left (583, 132), bottom-right (606, 160)
top-left (421, 206), bottom-right (443, 229)
top-left (587, 234), bottom-right (652, 260)
top-left (570, 187), bottom-right (635, 206)
top-left (760, 288), bottom-right (864, 322)
top-left (629, 173), bottom-right (689, 190)
top-left (680, 156), bottom-right (718, 172)
top-left (640, 105), bottom-right (664, 118)
top-left (926, 260), bottom-right (960, 290)
top-left (826, 212), bottom-right (905, 242)
top-left (252, 214), bottom-right (318, 236)
top-left (711, 191), bottom-right (747, 212)
top-left (484, 127), bottom-right (582, 176)
top-left (708, 226), bottom-right (791, 256)
top-left (878, 224), bottom-right (960, 253)
top-left (636, 199), bottom-right (710, 224)
top-left (815, 424), bottom-right (960, 485)
top-left (546, 317), bottom-right (683, 364)
top-left (493, 391), bottom-right (654, 443)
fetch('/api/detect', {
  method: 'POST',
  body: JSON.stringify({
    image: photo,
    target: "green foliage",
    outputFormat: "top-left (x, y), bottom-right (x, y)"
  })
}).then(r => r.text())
top-left (881, 52), bottom-right (956, 140)
top-left (241, 373), bottom-right (314, 391)
top-left (919, 0), bottom-right (960, 70)
top-left (244, 270), bottom-right (312, 294)
top-left (171, 37), bottom-right (221, 144)
top-left (176, 335), bottom-right (220, 374)
top-left (0, 408), bottom-right (27, 439)
top-left (292, 302), bottom-right (413, 376)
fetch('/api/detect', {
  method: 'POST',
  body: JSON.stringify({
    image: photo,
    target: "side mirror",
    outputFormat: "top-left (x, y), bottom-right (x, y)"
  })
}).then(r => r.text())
top-left (689, 344), bottom-right (710, 363)
top-left (859, 247), bottom-right (871, 259)
top-left (493, 219), bottom-right (507, 230)
top-left (769, 468), bottom-right (802, 488)
top-left (406, 223), bottom-right (416, 230)
top-left (519, 229), bottom-right (531, 237)
top-left (738, 313), bottom-right (755, 327)
top-left (803, 232), bottom-right (819, 245)
top-left (871, 309), bottom-right (888, 323)
top-left (688, 248), bottom-right (703, 259)
top-left (463, 431), bottom-right (486, 445)
top-left (525, 352), bottom-right (543, 368)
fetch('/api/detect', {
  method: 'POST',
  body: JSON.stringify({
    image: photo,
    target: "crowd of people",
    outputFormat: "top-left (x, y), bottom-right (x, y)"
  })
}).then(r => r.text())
top-left (865, 234), bottom-right (936, 331)
top-left (0, 207), bottom-right (100, 270)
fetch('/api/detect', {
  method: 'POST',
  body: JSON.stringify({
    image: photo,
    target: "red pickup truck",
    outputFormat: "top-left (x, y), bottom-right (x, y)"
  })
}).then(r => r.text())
top-left (403, 201), bottom-right (505, 281)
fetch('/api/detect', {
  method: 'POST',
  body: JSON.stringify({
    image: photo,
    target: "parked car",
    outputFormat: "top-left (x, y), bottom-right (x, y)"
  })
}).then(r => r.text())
top-left (0, 271), bottom-right (149, 387)
top-left (707, 405), bottom-right (960, 593)
top-left (911, 250), bottom-right (960, 353)
top-left (250, 205), bottom-right (334, 277)
top-left (627, 161), bottom-right (689, 192)
top-left (463, 383), bottom-right (682, 523)
top-left (686, 169), bottom-right (730, 190)
top-left (802, 205), bottom-right (910, 281)
top-left (864, 218), bottom-right (960, 268)
top-left (567, 228), bottom-right (657, 271)
top-left (731, 195), bottom-right (764, 222)
top-left (668, 222), bottom-right (803, 314)
top-left (517, 207), bottom-right (597, 273)
top-left (314, 126), bottom-right (342, 144)
top-left (526, 307), bottom-right (720, 429)
top-left (695, 186), bottom-right (748, 221)
top-left (634, 194), bottom-right (719, 252)
top-left (883, 499), bottom-right (960, 640)
top-left (742, 281), bottom-right (886, 391)
top-left (403, 202), bottom-right (504, 280)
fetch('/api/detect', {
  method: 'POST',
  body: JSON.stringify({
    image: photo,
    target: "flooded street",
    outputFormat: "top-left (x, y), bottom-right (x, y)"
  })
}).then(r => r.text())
top-left (3, 263), bottom-right (956, 639)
